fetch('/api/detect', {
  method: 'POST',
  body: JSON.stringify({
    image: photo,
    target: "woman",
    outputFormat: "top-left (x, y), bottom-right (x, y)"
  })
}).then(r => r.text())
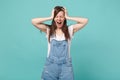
top-left (32, 6), bottom-right (88, 80)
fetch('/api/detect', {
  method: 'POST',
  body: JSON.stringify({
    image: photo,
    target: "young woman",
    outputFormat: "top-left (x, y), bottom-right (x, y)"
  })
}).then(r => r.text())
top-left (32, 6), bottom-right (88, 80)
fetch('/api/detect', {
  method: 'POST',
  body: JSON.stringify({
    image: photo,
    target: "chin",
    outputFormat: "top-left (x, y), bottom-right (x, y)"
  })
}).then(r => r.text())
top-left (57, 25), bottom-right (63, 28)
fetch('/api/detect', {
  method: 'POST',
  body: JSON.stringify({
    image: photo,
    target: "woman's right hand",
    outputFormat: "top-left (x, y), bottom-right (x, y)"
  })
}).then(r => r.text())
top-left (50, 9), bottom-right (54, 19)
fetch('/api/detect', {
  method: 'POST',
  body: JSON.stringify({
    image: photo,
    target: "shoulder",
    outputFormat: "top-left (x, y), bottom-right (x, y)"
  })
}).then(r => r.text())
top-left (46, 25), bottom-right (51, 32)
top-left (46, 25), bottom-right (51, 38)
top-left (68, 25), bottom-right (74, 38)
top-left (68, 25), bottom-right (74, 31)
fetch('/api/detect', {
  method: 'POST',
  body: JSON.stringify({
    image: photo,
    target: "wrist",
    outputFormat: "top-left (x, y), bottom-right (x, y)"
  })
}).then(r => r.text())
top-left (50, 16), bottom-right (53, 20)
top-left (66, 16), bottom-right (70, 20)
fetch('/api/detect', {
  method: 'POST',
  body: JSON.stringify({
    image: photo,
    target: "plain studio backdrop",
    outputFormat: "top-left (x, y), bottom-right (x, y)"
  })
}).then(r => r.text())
top-left (0, 0), bottom-right (120, 80)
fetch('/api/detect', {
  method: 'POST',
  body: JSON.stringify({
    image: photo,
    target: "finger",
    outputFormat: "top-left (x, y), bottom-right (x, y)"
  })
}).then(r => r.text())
top-left (51, 8), bottom-right (55, 18)
top-left (52, 8), bottom-right (54, 12)
top-left (63, 6), bottom-right (66, 9)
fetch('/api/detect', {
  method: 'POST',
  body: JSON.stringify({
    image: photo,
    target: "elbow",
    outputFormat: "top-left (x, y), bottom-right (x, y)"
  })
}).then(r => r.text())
top-left (31, 18), bottom-right (39, 26)
top-left (85, 18), bottom-right (89, 24)
top-left (31, 19), bottom-right (36, 25)
top-left (86, 18), bottom-right (89, 23)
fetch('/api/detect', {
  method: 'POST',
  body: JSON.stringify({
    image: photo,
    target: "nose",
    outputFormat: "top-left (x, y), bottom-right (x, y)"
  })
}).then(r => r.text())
top-left (57, 17), bottom-right (62, 21)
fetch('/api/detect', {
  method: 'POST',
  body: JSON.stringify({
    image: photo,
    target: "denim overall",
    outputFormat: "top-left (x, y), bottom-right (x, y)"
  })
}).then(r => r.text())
top-left (41, 39), bottom-right (74, 80)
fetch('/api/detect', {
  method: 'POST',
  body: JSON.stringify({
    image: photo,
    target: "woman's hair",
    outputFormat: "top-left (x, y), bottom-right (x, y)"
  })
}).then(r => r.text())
top-left (48, 6), bottom-right (70, 42)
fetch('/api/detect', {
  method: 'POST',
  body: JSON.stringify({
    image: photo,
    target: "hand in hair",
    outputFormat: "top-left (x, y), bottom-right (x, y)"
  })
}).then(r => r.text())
top-left (63, 7), bottom-right (69, 19)
top-left (50, 9), bottom-right (54, 19)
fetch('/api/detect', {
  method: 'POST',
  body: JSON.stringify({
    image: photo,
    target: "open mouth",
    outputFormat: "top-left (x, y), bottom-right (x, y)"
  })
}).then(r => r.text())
top-left (57, 22), bottom-right (62, 24)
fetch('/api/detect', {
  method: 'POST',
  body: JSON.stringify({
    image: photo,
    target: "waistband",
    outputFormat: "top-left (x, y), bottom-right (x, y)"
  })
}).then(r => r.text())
top-left (46, 56), bottom-right (72, 64)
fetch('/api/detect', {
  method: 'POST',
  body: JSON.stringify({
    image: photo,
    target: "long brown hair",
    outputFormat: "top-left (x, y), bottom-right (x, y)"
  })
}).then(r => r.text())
top-left (48, 6), bottom-right (70, 42)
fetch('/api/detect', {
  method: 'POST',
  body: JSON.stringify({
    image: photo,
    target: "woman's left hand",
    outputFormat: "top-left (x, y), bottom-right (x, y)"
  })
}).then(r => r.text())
top-left (63, 7), bottom-right (69, 19)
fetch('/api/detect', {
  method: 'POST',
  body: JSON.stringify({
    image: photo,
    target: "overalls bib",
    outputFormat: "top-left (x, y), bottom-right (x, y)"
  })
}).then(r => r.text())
top-left (41, 39), bottom-right (74, 80)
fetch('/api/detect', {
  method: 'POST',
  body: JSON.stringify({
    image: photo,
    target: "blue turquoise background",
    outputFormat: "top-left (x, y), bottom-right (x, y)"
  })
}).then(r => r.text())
top-left (0, 0), bottom-right (120, 80)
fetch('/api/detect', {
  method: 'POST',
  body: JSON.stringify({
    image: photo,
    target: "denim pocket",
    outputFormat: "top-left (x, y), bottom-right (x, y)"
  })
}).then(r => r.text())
top-left (62, 65), bottom-right (73, 73)
top-left (65, 59), bottom-right (72, 67)
top-left (45, 60), bottom-right (51, 66)
top-left (42, 61), bottom-right (51, 77)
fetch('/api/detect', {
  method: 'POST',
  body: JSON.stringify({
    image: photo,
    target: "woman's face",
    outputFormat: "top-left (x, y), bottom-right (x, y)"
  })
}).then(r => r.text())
top-left (54, 11), bottom-right (65, 28)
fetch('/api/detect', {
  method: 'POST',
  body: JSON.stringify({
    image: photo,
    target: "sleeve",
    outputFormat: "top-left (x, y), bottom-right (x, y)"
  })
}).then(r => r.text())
top-left (68, 25), bottom-right (74, 39)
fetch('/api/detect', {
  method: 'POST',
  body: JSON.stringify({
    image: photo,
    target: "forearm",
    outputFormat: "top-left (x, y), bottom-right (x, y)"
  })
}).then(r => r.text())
top-left (66, 16), bottom-right (88, 24)
top-left (32, 17), bottom-right (52, 24)
top-left (65, 15), bottom-right (88, 33)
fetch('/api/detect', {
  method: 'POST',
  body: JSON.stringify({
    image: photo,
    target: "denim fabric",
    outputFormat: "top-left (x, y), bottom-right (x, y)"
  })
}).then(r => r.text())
top-left (41, 39), bottom-right (74, 80)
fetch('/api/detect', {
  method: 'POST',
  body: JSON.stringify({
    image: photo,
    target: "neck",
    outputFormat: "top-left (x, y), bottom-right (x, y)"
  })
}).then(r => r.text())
top-left (55, 28), bottom-right (63, 34)
top-left (56, 28), bottom-right (62, 31)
